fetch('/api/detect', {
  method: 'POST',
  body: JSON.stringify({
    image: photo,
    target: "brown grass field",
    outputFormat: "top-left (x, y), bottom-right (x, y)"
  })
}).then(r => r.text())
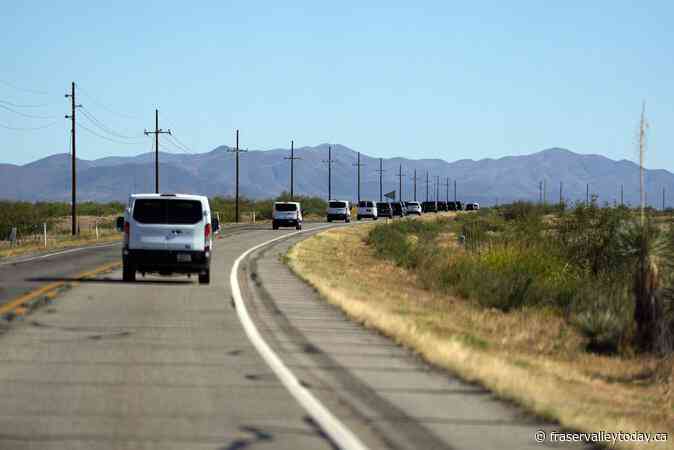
top-left (287, 221), bottom-right (673, 450)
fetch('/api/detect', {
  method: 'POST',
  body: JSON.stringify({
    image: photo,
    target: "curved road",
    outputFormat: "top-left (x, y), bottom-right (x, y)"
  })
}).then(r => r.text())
top-left (0, 223), bottom-right (587, 450)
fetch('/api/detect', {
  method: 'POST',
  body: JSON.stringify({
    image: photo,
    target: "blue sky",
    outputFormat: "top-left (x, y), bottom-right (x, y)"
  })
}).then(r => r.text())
top-left (1, 1), bottom-right (673, 169)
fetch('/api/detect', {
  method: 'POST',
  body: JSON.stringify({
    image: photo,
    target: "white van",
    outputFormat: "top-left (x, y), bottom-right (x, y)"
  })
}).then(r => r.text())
top-left (357, 200), bottom-right (378, 220)
top-left (272, 202), bottom-right (303, 230)
top-left (327, 200), bottom-right (351, 223)
top-left (118, 193), bottom-right (219, 284)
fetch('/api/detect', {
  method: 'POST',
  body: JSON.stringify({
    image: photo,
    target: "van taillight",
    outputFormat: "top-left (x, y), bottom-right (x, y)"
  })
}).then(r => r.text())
top-left (205, 223), bottom-right (211, 241)
top-left (124, 222), bottom-right (129, 237)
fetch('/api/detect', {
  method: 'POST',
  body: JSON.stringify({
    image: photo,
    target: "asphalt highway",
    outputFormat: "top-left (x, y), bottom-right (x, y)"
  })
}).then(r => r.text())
top-left (0, 222), bottom-right (588, 449)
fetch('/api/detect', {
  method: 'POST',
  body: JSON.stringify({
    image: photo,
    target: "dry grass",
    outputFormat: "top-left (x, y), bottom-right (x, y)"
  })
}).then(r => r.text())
top-left (287, 224), bottom-right (673, 450)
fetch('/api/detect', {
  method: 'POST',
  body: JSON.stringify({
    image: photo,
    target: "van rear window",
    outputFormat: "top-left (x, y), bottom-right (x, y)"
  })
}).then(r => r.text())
top-left (329, 201), bottom-right (346, 208)
top-left (133, 199), bottom-right (203, 224)
top-left (275, 203), bottom-right (297, 212)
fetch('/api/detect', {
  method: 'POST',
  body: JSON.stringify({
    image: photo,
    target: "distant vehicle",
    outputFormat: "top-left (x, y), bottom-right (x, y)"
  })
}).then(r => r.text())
top-left (405, 201), bottom-right (422, 215)
top-left (447, 201), bottom-right (458, 211)
top-left (391, 201), bottom-right (405, 217)
top-left (357, 200), bottom-right (378, 220)
top-left (273, 202), bottom-right (303, 230)
top-left (421, 201), bottom-right (437, 213)
top-left (118, 193), bottom-right (219, 284)
top-left (327, 200), bottom-right (351, 222)
top-left (437, 201), bottom-right (448, 212)
top-left (465, 202), bottom-right (480, 211)
top-left (456, 201), bottom-right (464, 211)
top-left (376, 202), bottom-right (393, 218)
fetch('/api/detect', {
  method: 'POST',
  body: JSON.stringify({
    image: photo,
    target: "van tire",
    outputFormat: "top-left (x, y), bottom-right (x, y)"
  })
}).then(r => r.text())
top-left (123, 261), bottom-right (136, 282)
top-left (272, 221), bottom-right (279, 230)
top-left (327, 218), bottom-right (332, 223)
top-left (198, 270), bottom-right (210, 284)
top-left (296, 224), bottom-right (302, 230)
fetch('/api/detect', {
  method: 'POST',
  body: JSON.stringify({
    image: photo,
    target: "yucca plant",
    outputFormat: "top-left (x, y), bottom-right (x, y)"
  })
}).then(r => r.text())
top-left (617, 217), bottom-right (671, 352)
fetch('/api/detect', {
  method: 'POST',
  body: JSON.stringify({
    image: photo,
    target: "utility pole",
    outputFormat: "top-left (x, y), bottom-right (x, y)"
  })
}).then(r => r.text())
top-left (425, 171), bottom-right (430, 202)
top-left (435, 175), bottom-right (440, 202)
top-left (586, 183), bottom-right (590, 204)
top-left (409, 169), bottom-right (419, 201)
top-left (375, 158), bottom-right (385, 201)
top-left (539, 181), bottom-right (543, 204)
top-left (442, 177), bottom-right (450, 201)
top-left (620, 183), bottom-right (624, 206)
top-left (559, 181), bottom-right (563, 206)
top-left (284, 140), bottom-right (301, 200)
top-left (64, 82), bottom-right (82, 235)
top-left (352, 152), bottom-right (364, 202)
top-left (397, 164), bottom-right (405, 201)
top-left (321, 145), bottom-right (336, 201)
top-left (454, 179), bottom-right (457, 203)
top-left (227, 130), bottom-right (247, 222)
top-left (663, 187), bottom-right (666, 211)
top-left (543, 179), bottom-right (547, 205)
top-left (144, 109), bottom-right (171, 194)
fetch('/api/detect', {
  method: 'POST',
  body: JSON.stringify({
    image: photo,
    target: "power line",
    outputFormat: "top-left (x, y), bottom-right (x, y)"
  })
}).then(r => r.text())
top-left (77, 85), bottom-right (142, 120)
top-left (79, 106), bottom-right (144, 141)
top-left (0, 103), bottom-right (57, 119)
top-left (0, 121), bottom-right (59, 130)
top-left (77, 122), bottom-right (147, 146)
top-left (0, 99), bottom-right (56, 108)
top-left (0, 79), bottom-right (49, 95)
top-left (165, 133), bottom-right (192, 153)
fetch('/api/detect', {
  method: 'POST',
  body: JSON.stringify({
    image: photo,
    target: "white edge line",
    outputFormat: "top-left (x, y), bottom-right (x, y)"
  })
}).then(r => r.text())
top-left (230, 225), bottom-right (370, 450)
top-left (0, 242), bottom-right (120, 266)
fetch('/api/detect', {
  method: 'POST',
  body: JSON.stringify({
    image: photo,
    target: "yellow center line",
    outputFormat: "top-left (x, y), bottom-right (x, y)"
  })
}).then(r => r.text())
top-left (0, 261), bottom-right (122, 317)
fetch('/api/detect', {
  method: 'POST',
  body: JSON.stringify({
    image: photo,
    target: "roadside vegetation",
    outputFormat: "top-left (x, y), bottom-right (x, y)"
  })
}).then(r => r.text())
top-left (370, 202), bottom-right (674, 356)
top-left (288, 205), bottom-right (674, 449)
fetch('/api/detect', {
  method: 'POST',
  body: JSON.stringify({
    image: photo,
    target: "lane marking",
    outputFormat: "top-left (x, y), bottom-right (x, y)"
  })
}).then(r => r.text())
top-left (0, 261), bottom-right (122, 317)
top-left (0, 242), bottom-right (120, 266)
top-left (230, 224), bottom-right (370, 450)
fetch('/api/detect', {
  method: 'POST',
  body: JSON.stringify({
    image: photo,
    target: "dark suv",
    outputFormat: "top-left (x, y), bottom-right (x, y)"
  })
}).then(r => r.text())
top-left (376, 202), bottom-right (393, 218)
top-left (421, 201), bottom-right (437, 213)
top-left (391, 202), bottom-right (404, 217)
top-left (437, 201), bottom-right (448, 211)
top-left (448, 201), bottom-right (463, 211)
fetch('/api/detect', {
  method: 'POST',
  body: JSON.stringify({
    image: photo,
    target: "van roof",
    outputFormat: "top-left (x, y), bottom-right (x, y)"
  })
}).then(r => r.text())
top-left (274, 201), bottom-right (300, 205)
top-left (130, 193), bottom-right (208, 201)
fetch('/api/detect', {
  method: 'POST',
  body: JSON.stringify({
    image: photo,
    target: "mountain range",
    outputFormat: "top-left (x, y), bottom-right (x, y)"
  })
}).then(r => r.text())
top-left (1, 145), bottom-right (672, 207)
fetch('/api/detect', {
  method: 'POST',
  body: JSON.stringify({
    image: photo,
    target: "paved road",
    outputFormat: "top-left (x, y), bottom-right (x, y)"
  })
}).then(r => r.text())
top-left (0, 222), bottom-right (586, 449)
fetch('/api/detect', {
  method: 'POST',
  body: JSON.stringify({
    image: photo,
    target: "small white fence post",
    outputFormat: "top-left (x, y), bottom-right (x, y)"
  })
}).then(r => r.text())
top-left (9, 227), bottom-right (17, 248)
top-left (95, 219), bottom-right (99, 241)
top-left (252, 211), bottom-right (256, 224)
top-left (43, 223), bottom-right (47, 248)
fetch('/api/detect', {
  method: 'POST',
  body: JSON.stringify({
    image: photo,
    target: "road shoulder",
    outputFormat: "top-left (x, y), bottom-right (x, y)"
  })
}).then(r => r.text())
top-left (241, 225), bottom-right (588, 450)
